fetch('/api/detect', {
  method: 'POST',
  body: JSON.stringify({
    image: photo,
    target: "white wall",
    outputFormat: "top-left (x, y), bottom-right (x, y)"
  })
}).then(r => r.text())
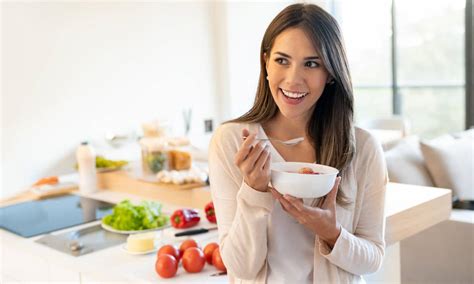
top-left (1, 1), bottom-right (329, 198)
top-left (224, 1), bottom-right (293, 120)
top-left (1, 2), bottom-right (218, 198)
top-left (222, 0), bottom-right (330, 120)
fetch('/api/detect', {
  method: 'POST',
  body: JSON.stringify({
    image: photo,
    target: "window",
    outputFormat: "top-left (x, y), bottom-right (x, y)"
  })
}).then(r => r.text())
top-left (334, 0), bottom-right (393, 123)
top-left (396, 0), bottom-right (465, 138)
top-left (331, 0), bottom-right (466, 138)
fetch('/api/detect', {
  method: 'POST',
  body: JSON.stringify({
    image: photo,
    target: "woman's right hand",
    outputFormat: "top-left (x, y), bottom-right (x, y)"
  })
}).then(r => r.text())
top-left (234, 129), bottom-right (272, 192)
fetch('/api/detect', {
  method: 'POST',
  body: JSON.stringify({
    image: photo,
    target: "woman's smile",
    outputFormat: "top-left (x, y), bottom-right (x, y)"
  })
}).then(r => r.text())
top-left (280, 88), bottom-right (309, 105)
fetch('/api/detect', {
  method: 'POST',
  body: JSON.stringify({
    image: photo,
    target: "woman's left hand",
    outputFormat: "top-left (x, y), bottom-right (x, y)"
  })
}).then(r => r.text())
top-left (270, 177), bottom-right (342, 247)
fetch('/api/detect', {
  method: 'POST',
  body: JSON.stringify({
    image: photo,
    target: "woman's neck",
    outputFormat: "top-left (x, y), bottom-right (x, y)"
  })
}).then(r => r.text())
top-left (263, 112), bottom-right (309, 140)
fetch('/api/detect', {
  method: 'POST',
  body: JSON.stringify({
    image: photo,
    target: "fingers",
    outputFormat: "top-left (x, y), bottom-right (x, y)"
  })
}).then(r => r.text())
top-left (270, 188), bottom-right (292, 212)
top-left (263, 151), bottom-right (271, 171)
top-left (235, 128), bottom-right (268, 173)
top-left (270, 188), bottom-right (305, 212)
top-left (283, 195), bottom-right (305, 212)
top-left (269, 187), bottom-right (282, 200)
top-left (234, 129), bottom-right (272, 191)
top-left (278, 197), bottom-right (307, 224)
top-left (254, 144), bottom-right (270, 170)
top-left (274, 190), bottom-right (304, 214)
top-left (327, 177), bottom-right (341, 202)
top-left (234, 131), bottom-right (256, 166)
top-left (242, 128), bottom-right (250, 139)
top-left (322, 176), bottom-right (341, 208)
top-left (245, 141), bottom-right (268, 169)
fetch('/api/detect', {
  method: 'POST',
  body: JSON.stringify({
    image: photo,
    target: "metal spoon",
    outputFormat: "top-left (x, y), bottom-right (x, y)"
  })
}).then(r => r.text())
top-left (256, 137), bottom-right (304, 146)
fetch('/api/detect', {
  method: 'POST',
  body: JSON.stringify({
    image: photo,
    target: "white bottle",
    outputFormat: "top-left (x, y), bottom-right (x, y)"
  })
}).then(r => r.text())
top-left (76, 141), bottom-right (97, 194)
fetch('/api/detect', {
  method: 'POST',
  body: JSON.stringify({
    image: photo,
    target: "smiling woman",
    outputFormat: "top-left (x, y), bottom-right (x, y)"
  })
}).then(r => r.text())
top-left (265, 28), bottom-right (330, 118)
top-left (208, 3), bottom-right (388, 284)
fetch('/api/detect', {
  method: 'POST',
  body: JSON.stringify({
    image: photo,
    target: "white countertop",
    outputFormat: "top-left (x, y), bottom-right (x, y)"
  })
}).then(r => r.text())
top-left (1, 183), bottom-right (452, 283)
top-left (1, 190), bottom-right (226, 283)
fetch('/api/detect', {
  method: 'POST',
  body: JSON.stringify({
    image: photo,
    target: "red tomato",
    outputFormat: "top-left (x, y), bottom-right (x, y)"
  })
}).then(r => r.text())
top-left (179, 239), bottom-right (199, 258)
top-left (155, 254), bottom-right (178, 278)
top-left (212, 248), bottom-right (226, 272)
top-left (181, 247), bottom-right (205, 273)
top-left (157, 245), bottom-right (180, 264)
top-left (203, 242), bottom-right (219, 264)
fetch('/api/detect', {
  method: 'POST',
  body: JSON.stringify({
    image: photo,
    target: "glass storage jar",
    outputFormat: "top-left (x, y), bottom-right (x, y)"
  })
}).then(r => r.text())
top-left (139, 137), bottom-right (169, 175)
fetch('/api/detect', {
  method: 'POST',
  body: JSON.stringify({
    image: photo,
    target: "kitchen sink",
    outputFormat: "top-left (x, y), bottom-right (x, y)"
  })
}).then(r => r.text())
top-left (35, 223), bottom-right (127, 257)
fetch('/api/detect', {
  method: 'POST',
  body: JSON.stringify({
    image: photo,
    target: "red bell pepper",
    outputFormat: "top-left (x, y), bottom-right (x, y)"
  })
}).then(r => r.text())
top-left (170, 209), bottom-right (200, 229)
top-left (205, 202), bottom-right (217, 223)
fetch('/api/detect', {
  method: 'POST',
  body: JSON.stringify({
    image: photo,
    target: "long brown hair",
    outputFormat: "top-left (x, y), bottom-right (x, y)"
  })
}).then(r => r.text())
top-left (229, 3), bottom-right (355, 205)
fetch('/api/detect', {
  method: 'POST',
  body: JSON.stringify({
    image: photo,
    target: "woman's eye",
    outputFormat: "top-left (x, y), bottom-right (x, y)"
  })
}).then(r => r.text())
top-left (305, 61), bottom-right (320, 68)
top-left (275, 58), bottom-right (288, 65)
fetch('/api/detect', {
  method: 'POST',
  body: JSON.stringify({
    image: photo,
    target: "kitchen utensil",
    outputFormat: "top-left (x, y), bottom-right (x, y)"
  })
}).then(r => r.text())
top-left (210, 271), bottom-right (228, 277)
top-left (243, 136), bottom-right (304, 146)
top-left (174, 227), bottom-right (218, 237)
top-left (257, 137), bottom-right (304, 146)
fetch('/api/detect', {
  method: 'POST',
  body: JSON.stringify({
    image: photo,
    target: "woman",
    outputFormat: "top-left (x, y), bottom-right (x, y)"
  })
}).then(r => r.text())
top-left (208, 3), bottom-right (387, 283)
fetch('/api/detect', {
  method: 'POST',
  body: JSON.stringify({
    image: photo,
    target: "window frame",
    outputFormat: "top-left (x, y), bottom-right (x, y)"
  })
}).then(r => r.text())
top-left (336, 0), bottom-right (472, 130)
top-left (467, 0), bottom-right (473, 128)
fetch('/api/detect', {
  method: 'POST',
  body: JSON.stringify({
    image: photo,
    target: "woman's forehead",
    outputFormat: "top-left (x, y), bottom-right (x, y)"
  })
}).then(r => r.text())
top-left (271, 27), bottom-right (320, 58)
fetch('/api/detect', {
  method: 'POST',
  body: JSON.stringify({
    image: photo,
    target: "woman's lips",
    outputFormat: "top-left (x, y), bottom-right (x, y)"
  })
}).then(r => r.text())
top-left (280, 88), bottom-right (306, 105)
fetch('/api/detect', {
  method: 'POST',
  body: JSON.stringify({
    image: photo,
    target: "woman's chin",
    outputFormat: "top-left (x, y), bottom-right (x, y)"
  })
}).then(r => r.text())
top-left (277, 109), bottom-right (311, 122)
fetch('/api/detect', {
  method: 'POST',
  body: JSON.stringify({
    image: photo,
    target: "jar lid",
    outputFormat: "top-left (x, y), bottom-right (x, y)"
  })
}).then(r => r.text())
top-left (167, 136), bottom-right (190, 147)
top-left (139, 137), bottom-right (168, 151)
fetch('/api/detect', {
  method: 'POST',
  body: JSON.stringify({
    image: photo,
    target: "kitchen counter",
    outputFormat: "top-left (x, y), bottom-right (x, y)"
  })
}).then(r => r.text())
top-left (1, 189), bottom-right (226, 283)
top-left (96, 170), bottom-right (452, 245)
top-left (1, 171), bottom-right (452, 283)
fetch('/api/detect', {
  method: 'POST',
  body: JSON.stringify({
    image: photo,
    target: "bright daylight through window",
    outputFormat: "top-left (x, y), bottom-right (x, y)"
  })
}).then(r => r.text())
top-left (332, 0), bottom-right (466, 138)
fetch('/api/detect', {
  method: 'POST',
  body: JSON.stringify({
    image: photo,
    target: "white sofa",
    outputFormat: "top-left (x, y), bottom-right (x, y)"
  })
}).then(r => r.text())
top-left (382, 129), bottom-right (474, 283)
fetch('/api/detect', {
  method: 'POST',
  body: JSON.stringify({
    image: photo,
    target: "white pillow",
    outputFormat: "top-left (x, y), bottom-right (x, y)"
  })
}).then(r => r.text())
top-left (420, 136), bottom-right (474, 200)
top-left (384, 136), bottom-right (435, 187)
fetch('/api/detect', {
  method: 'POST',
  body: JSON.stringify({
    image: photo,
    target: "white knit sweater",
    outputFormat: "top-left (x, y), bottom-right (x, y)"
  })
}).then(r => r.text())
top-left (208, 122), bottom-right (388, 284)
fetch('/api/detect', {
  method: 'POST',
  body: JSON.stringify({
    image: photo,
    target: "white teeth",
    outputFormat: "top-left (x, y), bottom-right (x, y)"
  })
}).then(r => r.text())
top-left (281, 89), bottom-right (308, 98)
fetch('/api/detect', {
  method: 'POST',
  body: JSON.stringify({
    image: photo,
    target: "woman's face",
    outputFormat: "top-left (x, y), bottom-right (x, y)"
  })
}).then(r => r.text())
top-left (265, 27), bottom-right (330, 123)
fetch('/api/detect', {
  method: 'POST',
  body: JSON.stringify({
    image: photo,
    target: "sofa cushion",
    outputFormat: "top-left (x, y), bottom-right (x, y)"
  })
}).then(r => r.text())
top-left (420, 136), bottom-right (474, 200)
top-left (384, 136), bottom-right (435, 186)
top-left (452, 128), bottom-right (474, 139)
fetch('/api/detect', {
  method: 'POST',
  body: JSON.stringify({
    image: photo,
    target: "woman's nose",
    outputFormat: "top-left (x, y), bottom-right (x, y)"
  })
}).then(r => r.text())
top-left (285, 65), bottom-right (304, 85)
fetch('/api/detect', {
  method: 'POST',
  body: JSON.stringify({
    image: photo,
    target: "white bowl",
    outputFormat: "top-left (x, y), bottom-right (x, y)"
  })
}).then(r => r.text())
top-left (270, 162), bottom-right (339, 198)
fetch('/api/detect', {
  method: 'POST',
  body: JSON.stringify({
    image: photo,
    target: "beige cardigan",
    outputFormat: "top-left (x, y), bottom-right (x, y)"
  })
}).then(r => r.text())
top-left (208, 123), bottom-right (388, 283)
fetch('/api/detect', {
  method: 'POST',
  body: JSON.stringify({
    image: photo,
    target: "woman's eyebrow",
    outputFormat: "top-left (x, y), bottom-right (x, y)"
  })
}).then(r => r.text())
top-left (274, 51), bottom-right (320, 60)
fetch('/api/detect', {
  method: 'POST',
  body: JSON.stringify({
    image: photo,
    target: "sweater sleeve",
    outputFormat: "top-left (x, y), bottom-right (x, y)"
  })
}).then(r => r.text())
top-left (208, 124), bottom-right (274, 280)
top-left (318, 135), bottom-right (388, 275)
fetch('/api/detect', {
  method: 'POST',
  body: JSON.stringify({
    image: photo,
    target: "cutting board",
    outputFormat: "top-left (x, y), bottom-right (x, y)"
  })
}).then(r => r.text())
top-left (127, 168), bottom-right (206, 190)
top-left (0, 184), bottom-right (78, 207)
